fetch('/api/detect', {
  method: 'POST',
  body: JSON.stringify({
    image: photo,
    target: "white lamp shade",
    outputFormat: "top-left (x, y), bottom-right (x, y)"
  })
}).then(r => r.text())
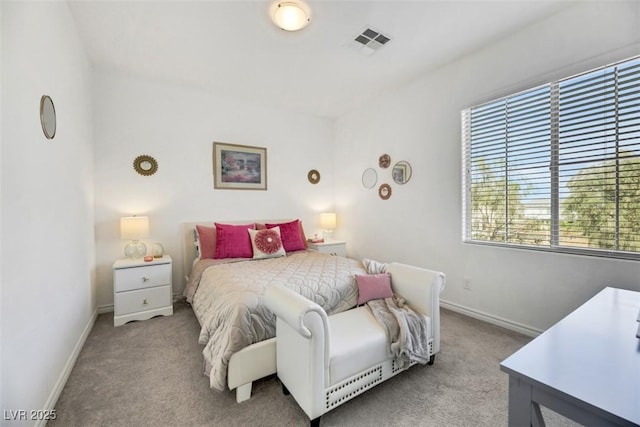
top-left (272, 1), bottom-right (311, 31)
top-left (120, 216), bottom-right (149, 240)
top-left (320, 212), bottom-right (337, 230)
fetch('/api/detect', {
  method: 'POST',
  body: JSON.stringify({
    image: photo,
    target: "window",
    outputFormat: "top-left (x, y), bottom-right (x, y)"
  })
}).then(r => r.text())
top-left (462, 56), bottom-right (640, 259)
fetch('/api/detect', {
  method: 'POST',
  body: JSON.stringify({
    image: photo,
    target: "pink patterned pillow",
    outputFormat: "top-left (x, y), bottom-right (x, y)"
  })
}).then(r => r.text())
top-left (214, 223), bottom-right (255, 259)
top-left (248, 227), bottom-right (286, 259)
top-left (265, 219), bottom-right (306, 252)
top-left (356, 273), bottom-right (393, 305)
top-left (195, 224), bottom-right (217, 259)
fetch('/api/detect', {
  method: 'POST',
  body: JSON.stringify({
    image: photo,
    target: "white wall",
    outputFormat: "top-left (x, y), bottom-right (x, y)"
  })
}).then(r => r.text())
top-left (1, 1), bottom-right (95, 423)
top-left (334, 1), bottom-right (640, 334)
top-left (0, 0), bottom-right (4, 415)
top-left (93, 70), bottom-right (336, 308)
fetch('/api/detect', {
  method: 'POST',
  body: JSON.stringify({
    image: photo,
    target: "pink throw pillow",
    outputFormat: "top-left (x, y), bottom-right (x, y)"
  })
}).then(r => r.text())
top-left (195, 224), bottom-right (217, 259)
top-left (266, 219), bottom-right (306, 252)
top-left (356, 273), bottom-right (393, 305)
top-left (214, 223), bottom-right (255, 259)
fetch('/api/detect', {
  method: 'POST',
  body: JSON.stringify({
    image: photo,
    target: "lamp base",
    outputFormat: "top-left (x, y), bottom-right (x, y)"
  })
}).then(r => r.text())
top-left (322, 230), bottom-right (334, 240)
top-left (124, 241), bottom-right (147, 259)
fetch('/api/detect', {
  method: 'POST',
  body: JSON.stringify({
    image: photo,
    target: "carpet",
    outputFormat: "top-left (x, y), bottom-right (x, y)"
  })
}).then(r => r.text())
top-left (49, 300), bottom-right (578, 426)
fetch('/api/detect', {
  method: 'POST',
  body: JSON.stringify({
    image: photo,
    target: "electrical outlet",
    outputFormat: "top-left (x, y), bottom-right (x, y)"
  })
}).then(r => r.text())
top-left (463, 277), bottom-right (472, 291)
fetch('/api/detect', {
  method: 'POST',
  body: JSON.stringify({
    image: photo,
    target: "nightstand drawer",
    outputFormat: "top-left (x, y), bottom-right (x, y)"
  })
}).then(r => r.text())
top-left (308, 241), bottom-right (347, 257)
top-left (114, 285), bottom-right (171, 316)
top-left (317, 244), bottom-right (346, 257)
top-left (114, 262), bottom-right (171, 292)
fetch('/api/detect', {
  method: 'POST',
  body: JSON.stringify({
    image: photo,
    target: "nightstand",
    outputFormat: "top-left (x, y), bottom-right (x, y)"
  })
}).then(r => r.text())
top-left (307, 240), bottom-right (347, 257)
top-left (113, 255), bottom-right (173, 327)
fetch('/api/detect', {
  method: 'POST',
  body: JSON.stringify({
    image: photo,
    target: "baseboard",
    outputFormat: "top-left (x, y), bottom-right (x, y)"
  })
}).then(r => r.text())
top-left (97, 304), bottom-right (113, 314)
top-left (440, 299), bottom-right (542, 337)
top-left (37, 308), bottom-right (98, 427)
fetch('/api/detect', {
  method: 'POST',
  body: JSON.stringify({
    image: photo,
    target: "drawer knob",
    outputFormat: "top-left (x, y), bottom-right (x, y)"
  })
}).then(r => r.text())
top-left (142, 277), bottom-right (150, 282)
top-left (142, 299), bottom-right (148, 305)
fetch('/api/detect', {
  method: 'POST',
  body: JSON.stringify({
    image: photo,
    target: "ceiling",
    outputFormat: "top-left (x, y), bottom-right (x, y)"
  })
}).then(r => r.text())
top-left (68, 0), bottom-right (572, 119)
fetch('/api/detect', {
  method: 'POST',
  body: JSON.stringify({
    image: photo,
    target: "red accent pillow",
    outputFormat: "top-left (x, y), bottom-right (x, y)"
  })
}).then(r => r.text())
top-left (356, 273), bottom-right (393, 305)
top-left (248, 227), bottom-right (286, 259)
top-left (214, 223), bottom-right (255, 259)
top-left (195, 224), bottom-right (217, 259)
top-left (266, 219), bottom-right (306, 252)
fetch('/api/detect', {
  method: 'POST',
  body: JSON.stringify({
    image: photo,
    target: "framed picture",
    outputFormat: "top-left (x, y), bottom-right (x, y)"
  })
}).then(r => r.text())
top-left (213, 142), bottom-right (267, 190)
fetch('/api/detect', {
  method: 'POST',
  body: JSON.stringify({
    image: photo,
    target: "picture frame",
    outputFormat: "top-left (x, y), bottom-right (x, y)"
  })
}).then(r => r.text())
top-left (213, 142), bottom-right (267, 190)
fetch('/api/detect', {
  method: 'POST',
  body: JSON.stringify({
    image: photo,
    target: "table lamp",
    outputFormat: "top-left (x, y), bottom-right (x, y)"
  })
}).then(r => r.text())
top-left (120, 216), bottom-right (149, 258)
top-left (320, 212), bottom-right (337, 239)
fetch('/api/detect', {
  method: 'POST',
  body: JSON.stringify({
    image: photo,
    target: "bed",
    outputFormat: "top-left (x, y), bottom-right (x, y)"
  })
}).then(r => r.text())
top-left (181, 220), bottom-right (368, 403)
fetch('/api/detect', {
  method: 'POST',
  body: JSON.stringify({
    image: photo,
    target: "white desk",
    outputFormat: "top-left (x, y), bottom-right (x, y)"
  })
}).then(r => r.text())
top-left (500, 287), bottom-right (640, 426)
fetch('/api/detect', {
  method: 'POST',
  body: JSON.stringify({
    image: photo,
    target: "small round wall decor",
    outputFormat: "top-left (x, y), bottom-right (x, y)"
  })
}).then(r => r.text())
top-left (362, 168), bottom-right (377, 189)
top-left (378, 154), bottom-right (391, 168)
top-left (40, 95), bottom-right (56, 139)
top-left (378, 183), bottom-right (392, 200)
top-left (133, 155), bottom-right (158, 176)
top-left (392, 160), bottom-right (412, 185)
top-left (307, 169), bottom-right (320, 184)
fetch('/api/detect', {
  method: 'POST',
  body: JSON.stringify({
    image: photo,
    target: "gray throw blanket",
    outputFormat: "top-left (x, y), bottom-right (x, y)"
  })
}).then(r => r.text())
top-left (362, 258), bottom-right (388, 274)
top-left (366, 295), bottom-right (431, 369)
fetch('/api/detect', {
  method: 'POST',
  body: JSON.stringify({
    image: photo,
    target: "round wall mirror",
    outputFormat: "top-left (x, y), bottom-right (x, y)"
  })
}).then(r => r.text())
top-left (40, 95), bottom-right (56, 139)
top-left (362, 168), bottom-right (377, 189)
top-left (133, 155), bottom-right (158, 176)
top-left (307, 169), bottom-right (320, 184)
top-left (392, 161), bottom-right (412, 184)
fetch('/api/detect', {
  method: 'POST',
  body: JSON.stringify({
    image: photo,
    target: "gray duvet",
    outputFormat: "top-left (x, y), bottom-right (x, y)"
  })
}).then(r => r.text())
top-left (186, 250), bottom-right (367, 391)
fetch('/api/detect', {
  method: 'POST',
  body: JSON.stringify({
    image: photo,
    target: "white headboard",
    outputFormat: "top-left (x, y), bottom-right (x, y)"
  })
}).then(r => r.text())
top-left (181, 219), bottom-right (294, 283)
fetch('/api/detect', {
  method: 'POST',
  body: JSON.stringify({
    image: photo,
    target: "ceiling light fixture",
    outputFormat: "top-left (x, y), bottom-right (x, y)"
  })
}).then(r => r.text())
top-left (271, 1), bottom-right (311, 31)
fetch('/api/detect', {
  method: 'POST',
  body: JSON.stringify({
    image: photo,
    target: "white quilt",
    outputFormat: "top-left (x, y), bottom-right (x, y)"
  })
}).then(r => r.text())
top-left (189, 250), bottom-right (366, 391)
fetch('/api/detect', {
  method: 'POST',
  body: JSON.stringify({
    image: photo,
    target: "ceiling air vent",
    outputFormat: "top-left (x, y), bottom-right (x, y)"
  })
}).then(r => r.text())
top-left (351, 27), bottom-right (391, 56)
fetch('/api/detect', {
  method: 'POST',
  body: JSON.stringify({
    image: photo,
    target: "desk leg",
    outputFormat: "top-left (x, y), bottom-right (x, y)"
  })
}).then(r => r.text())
top-left (508, 376), bottom-right (546, 427)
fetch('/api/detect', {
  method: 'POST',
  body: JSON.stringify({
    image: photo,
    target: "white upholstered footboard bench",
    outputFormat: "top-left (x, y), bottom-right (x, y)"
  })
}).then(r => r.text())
top-left (264, 262), bottom-right (445, 426)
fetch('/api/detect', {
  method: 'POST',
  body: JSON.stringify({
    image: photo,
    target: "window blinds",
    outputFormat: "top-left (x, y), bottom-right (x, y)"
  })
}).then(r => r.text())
top-left (462, 56), bottom-right (640, 259)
